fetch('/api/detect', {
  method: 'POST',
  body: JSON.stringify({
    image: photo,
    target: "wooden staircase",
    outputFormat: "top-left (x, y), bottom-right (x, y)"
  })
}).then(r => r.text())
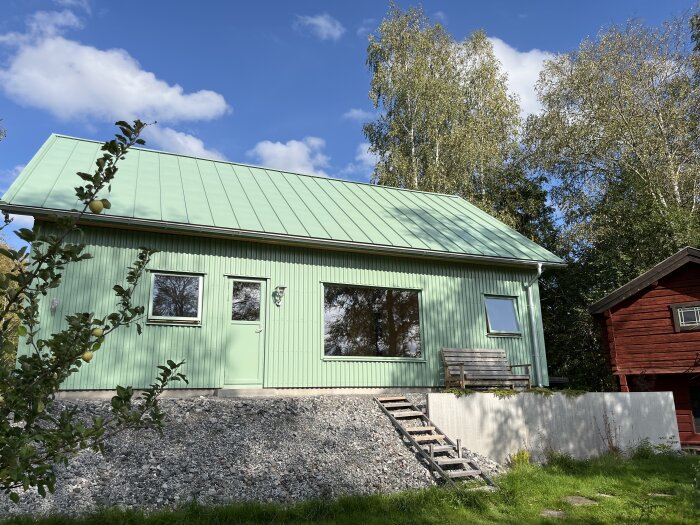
top-left (376, 396), bottom-right (495, 487)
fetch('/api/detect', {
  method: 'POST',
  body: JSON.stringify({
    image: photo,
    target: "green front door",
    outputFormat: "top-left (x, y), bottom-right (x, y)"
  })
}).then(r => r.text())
top-left (224, 278), bottom-right (266, 387)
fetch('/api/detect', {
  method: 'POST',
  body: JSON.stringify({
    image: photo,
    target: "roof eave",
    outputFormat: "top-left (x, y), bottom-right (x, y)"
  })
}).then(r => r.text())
top-left (589, 246), bottom-right (700, 315)
top-left (2, 204), bottom-right (567, 270)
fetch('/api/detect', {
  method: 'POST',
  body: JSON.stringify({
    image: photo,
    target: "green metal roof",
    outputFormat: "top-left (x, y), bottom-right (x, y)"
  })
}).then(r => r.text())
top-left (1, 134), bottom-right (564, 267)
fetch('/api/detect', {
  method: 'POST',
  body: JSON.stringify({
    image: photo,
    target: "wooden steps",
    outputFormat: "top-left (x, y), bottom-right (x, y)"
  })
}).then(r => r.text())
top-left (405, 426), bottom-right (436, 433)
top-left (413, 434), bottom-right (445, 442)
top-left (446, 469), bottom-right (482, 479)
top-left (375, 396), bottom-right (495, 488)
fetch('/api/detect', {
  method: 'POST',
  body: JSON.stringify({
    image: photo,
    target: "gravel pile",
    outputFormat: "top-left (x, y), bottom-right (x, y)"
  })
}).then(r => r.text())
top-left (0, 394), bottom-right (502, 516)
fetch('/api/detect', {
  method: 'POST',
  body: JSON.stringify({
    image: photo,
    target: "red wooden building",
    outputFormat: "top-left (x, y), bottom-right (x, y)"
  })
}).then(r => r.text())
top-left (590, 247), bottom-right (700, 447)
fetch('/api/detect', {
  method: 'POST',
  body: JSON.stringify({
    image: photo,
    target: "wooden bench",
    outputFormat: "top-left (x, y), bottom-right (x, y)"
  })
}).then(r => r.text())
top-left (441, 348), bottom-right (531, 390)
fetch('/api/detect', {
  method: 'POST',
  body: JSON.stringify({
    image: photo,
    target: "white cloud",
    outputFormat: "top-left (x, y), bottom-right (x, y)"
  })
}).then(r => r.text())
top-left (8, 214), bottom-right (34, 229)
top-left (339, 142), bottom-right (377, 180)
top-left (0, 165), bottom-right (24, 194)
top-left (0, 10), bottom-right (81, 45)
top-left (356, 18), bottom-right (376, 37)
top-left (342, 108), bottom-right (374, 121)
top-left (53, 0), bottom-right (91, 14)
top-left (145, 126), bottom-right (225, 161)
top-left (294, 13), bottom-right (345, 41)
top-left (0, 9), bottom-right (228, 159)
top-left (0, 36), bottom-right (230, 122)
top-left (434, 11), bottom-right (448, 24)
top-left (488, 37), bottom-right (553, 116)
top-left (247, 137), bottom-right (329, 177)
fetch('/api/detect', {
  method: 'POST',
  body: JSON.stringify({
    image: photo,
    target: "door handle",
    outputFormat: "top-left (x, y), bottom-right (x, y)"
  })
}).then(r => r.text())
top-left (255, 328), bottom-right (263, 333)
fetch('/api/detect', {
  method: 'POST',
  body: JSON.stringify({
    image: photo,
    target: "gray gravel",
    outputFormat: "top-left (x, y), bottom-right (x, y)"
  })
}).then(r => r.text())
top-left (0, 394), bottom-right (502, 516)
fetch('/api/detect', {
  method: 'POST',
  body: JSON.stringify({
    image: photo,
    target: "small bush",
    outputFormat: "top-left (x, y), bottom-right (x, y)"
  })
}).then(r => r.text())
top-left (629, 439), bottom-right (656, 460)
top-left (526, 387), bottom-right (554, 396)
top-left (488, 388), bottom-right (519, 399)
top-left (509, 449), bottom-right (531, 469)
top-left (443, 388), bottom-right (475, 397)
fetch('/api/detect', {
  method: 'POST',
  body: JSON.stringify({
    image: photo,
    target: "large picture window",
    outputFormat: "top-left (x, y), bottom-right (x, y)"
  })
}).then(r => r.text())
top-left (484, 296), bottom-right (520, 335)
top-left (148, 272), bottom-right (203, 324)
top-left (323, 284), bottom-right (421, 358)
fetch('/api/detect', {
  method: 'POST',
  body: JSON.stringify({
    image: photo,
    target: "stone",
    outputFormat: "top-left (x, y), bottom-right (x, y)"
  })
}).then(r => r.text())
top-left (541, 509), bottom-right (565, 518)
top-left (564, 496), bottom-right (597, 506)
top-left (0, 394), bottom-right (502, 517)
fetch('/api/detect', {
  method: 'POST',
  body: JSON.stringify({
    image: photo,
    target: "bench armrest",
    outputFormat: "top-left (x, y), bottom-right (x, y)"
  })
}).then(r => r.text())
top-left (510, 364), bottom-right (531, 371)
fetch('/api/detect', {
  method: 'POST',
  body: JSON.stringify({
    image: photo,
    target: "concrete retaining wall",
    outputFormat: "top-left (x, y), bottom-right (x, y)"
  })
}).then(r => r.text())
top-left (427, 392), bottom-right (680, 463)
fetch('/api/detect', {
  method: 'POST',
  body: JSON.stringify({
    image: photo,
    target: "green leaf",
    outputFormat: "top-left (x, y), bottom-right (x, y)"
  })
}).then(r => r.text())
top-left (17, 325), bottom-right (27, 337)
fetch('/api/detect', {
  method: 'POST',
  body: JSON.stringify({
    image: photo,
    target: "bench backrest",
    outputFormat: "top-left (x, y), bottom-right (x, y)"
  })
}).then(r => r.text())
top-left (441, 347), bottom-right (512, 378)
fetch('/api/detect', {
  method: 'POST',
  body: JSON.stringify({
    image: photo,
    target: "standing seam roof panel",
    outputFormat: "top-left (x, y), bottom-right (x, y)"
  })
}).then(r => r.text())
top-left (419, 192), bottom-right (522, 259)
top-left (232, 165), bottom-right (287, 233)
top-left (374, 185), bottom-right (463, 253)
top-left (196, 159), bottom-right (239, 229)
top-left (177, 157), bottom-right (214, 226)
top-left (280, 173), bottom-right (353, 241)
top-left (329, 181), bottom-right (413, 248)
top-left (353, 184), bottom-right (432, 250)
top-left (250, 168), bottom-right (310, 237)
top-left (317, 178), bottom-right (395, 246)
top-left (1, 135), bottom-right (564, 265)
top-left (215, 163), bottom-right (263, 231)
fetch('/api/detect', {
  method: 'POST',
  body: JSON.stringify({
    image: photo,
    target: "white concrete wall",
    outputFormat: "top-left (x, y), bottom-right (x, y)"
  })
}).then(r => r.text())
top-left (427, 392), bottom-right (680, 463)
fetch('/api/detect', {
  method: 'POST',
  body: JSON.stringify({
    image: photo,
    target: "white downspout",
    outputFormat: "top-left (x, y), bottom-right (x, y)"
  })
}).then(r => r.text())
top-left (525, 263), bottom-right (544, 387)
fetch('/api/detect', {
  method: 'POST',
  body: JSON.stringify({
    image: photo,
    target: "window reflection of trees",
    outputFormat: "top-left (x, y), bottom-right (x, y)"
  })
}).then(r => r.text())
top-left (232, 281), bottom-right (261, 321)
top-left (324, 285), bottom-right (421, 358)
top-left (151, 274), bottom-right (200, 318)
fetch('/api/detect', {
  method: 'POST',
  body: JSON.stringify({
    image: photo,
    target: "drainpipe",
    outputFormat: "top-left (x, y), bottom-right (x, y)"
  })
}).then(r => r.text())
top-left (525, 263), bottom-right (544, 387)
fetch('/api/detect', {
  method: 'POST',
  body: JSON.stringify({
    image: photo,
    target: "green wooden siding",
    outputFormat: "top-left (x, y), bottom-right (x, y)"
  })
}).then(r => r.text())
top-left (32, 224), bottom-right (548, 390)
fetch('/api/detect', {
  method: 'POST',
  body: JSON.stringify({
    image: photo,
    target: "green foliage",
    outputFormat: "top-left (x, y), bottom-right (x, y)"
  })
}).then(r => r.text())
top-left (487, 388), bottom-right (519, 399)
top-left (442, 388), bottom-right (475, 397)
top-left (509, 449), bottom-right (531, 469)
top-left (0, 121), bottom-right (187, 502)
top-left (364, 4), bottom-right (554, 243)
top-left (526, 10), bottom-right (700, 390)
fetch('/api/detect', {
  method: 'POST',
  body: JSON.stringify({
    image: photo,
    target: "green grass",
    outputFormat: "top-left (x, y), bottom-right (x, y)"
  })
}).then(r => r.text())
top-left (3, 454), bottom-right (699, 525)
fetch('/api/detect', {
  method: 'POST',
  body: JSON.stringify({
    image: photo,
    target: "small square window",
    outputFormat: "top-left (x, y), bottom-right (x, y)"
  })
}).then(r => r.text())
top-left (484, 296), bottom-right (520, 335)
top-left (670, 301), bottom-right (700, 332)
top-left (148, 272), bottom-right (203, 324)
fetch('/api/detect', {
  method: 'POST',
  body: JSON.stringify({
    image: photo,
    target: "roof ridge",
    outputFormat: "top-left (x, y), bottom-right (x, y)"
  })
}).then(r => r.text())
top-left (50, 133), bottom-right (462, 200)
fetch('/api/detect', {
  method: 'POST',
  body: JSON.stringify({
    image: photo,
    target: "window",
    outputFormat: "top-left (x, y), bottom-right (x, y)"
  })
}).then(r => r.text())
top-left (232, 281), bottom-right (261, 321)
top-left (670, 301), bottom-right (700, 332)
top-left (484, 296), bottom-right (520, 335)
top-left (323, 284), bottom-right (421, 358)
top-left (148, 272), bottom-right (203, 324)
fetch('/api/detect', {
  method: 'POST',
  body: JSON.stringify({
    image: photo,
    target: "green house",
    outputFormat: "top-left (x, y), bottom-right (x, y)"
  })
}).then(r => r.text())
top-left (1, 134), bottom-right (563, 392)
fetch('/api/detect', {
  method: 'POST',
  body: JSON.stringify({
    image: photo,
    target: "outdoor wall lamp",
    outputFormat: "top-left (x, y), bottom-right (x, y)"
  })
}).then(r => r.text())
top-left (273, 285), bottom-right (287, 307)
top-left (50, 297), bottom-right (59, 314)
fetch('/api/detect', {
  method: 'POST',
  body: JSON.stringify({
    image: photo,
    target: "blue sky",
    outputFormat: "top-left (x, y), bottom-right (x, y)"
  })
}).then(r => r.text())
top-left (0, 0), bottom-right (694, 246)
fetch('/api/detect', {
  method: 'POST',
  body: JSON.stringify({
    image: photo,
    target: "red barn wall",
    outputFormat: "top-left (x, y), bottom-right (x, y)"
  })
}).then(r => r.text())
top-left (604, 263), bottom-right (700, 375)
top-left (597, 262), bottom-right (700, 445)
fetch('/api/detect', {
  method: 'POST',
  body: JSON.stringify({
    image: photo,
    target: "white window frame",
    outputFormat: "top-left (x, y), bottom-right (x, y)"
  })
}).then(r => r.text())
top-left (484, 295), bottom-right (521, 336)
top-left (148, 271), bottom-right (204, 324)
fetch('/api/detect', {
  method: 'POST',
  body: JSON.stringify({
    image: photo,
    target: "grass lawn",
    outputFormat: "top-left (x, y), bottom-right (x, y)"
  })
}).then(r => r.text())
top-left (2, 453), bottom-right (699, 525)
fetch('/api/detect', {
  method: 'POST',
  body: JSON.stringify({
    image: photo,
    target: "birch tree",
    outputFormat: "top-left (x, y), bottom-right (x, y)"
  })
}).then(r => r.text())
top-left (527, 16), bottom-right (700, 250)
top-left (364, 5), bottom-right (545, 235)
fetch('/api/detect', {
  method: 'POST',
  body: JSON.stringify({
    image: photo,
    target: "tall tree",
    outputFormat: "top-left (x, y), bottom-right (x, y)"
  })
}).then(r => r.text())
top-left (364, 5), bottom-right (550, 237)
top-left (527, 12), bottom-right (700, 389)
